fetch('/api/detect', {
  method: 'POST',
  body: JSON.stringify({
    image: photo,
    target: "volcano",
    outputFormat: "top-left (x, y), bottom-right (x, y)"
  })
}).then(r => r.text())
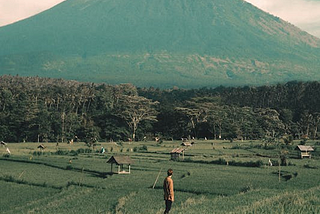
top-left (1, 0), bottom-right (320, 88)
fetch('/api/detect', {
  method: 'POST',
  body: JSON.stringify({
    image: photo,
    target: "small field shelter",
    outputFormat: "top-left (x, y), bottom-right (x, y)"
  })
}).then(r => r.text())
top-left (296, 145), bottom-right (314, 159)
top-left (107, 155), bottom-right (134, 174)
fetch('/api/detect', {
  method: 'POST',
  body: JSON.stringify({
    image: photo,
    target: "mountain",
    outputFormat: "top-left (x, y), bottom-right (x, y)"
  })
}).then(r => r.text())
top-left (1, 0), bottom-right (320, 88)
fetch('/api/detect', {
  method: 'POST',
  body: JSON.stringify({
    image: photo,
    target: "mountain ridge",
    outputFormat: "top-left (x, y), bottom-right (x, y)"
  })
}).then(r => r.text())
top-left (1, 0), bottom-right (320, 88)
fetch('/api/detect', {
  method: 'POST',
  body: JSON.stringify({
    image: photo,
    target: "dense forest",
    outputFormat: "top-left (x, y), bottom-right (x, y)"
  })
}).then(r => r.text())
top-left (0, 75), bottom-right (319, 143)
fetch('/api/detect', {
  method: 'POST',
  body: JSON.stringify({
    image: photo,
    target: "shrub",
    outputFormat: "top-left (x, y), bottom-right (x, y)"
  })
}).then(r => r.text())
top-left (77, 148), bottom-right (85, 153)
top-left (300, 139), bottom-right (307, 145)
top-left (231, 144), bottom-right (241, 149)
top-left (76, 148), bottom-right (92, 154)
top-left (215, 158), bottom-right (227, 165)
top-left (133, 145), bottom-right (148, 152)
top-left (55, 150), bottom-right (69, 155)
top-left (66, 165), bottom-right (73, 170)
top-left (240, 184), bottom-right (253, 193)
top-left (141, 145), bottom-right (148, 151)
top-left (304, 164), bottom-right (318, 169)
top-left (32, 151), bottom-right (43, 156)
top-left (3, 154), bottom-right (10, 158)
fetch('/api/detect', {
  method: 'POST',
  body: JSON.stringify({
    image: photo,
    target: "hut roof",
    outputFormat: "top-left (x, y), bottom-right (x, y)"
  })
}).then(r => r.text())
top-left (297, 145), bottom-right (314, 152)
top-left (170, 148), bottom-right (185, 154)
top-left (107, 156), bottom-right (134, 165)
top-left (37, 144), bottom-right (45, 149)
top-left (181, 142), bottom-right (194, 146)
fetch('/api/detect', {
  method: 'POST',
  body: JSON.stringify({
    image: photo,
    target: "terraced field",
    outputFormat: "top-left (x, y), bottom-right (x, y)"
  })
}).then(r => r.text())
top-left (0, 140), bottom-right (319, 213)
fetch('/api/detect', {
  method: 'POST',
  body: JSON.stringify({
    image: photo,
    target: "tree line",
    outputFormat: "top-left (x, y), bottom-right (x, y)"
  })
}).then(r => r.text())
top-left (0, 75), bottom-right (319, 142)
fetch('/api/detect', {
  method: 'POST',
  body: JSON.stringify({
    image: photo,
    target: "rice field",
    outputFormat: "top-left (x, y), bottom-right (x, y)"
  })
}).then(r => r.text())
top-left (0, 140), bottom-right (319, 214)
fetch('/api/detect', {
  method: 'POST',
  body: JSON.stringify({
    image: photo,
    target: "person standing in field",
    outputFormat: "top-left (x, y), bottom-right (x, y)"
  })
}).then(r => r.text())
top-left (163, 169), bottom-right (174, 214)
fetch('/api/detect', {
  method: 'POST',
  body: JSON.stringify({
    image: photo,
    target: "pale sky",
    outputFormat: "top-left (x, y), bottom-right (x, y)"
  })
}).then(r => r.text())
top-left (0, 0), bottom-right (320, 37)
top-left (245, 0), bottom-right (320, 37)
top-left (0, 0), bottom-right (66, 26)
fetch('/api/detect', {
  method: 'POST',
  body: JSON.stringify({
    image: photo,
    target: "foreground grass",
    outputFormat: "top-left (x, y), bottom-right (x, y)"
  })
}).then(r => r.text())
top-left (0, 140), bottom-right (319, 213)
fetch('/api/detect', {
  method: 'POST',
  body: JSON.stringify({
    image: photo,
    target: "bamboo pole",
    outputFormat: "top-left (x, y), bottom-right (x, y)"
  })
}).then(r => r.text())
top-left (278, 161), bottom-right (281, 183)
top-left (152, 168), bottom-right (162, 189)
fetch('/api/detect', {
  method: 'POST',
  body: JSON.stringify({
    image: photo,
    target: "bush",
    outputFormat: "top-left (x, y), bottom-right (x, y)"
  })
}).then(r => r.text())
top-left (54, 149), bottom-right (79, 156)
top-left (227, 160), bottom-right (264, 167)
top-left (32, 151), bottom-right (44, 156)
top-left (141, 145), bottom-right (148, 151)
top-left (55, 150), bottom-right (69, 155)
top-left (66, 165), bottom-right (73, 170)
top-left (240, 184), bottom-right (253, 193)
top-left (76, 148), bottom-right (92, 154)
top-left (133, 145), bottom-right (148, 152)
top-left (216, 158), bottom-right (227, 165)
top-left (3, 154), bottom-right (10, 158)
top-left (181, 158), bottom-right (263, 167)
top-left (304, 164), bottom-right (318, 169)
top-left (300, 139), bottom-right (307, 145)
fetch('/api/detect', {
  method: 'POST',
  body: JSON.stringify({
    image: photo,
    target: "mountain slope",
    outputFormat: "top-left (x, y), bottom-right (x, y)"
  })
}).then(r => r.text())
top-left (1, 0), bottom-right (320, 88)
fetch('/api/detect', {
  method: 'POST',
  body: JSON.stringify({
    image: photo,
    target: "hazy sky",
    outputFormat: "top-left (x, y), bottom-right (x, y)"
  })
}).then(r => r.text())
top-left (245, 0), bottom-right (320, 37)
top-left (0, 0), bottom-right (320, 37)
top-left (0, 0), bottom-right (65, 26)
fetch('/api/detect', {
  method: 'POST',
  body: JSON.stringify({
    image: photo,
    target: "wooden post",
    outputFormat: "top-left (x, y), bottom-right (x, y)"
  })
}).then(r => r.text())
top-left (278, 161), bottom-right (281, 183)
top-left (152, 168), bottom-right (162, 189)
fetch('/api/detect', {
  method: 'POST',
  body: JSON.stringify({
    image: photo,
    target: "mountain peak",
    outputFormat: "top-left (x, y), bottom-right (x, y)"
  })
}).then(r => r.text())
top-left (1, 0), bottom-right (320, 88)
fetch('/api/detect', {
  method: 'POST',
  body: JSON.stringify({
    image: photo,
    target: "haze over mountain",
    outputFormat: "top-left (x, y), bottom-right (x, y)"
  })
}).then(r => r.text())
top-left (1, 0), bottom-right (320, 88)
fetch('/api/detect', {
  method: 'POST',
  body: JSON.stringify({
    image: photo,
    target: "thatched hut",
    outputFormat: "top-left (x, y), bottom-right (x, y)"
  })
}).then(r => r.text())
top-left (107, 155), bottom-right (134, 174)
top-left (37, 144), bottom-right (46, 150)
top-left (181, 142), bottom-right (194, 147)
top-left (296, 145), bottom-right (314, 159)
top-left (170, 148), bottom-right (185, 161)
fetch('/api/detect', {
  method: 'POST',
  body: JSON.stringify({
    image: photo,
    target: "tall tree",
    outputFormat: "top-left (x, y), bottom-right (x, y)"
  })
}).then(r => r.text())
top-left (116, 95), bottom-right (159, 141)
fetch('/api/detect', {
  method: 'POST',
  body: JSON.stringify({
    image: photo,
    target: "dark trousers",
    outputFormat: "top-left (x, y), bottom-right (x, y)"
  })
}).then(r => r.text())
top-left (164, 200), bottom-right (172, 214)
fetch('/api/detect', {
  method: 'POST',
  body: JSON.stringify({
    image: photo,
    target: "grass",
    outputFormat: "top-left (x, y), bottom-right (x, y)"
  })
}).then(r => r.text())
top-left (0, 140), bottom-right (319, 213)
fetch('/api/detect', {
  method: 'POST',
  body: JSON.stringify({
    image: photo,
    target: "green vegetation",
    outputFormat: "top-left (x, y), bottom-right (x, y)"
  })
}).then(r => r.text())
top-left (0, 139), bottom-right (319, 213)
top-left (1, 76), bottom-right (320, 144)
top-left (1, 0), bottom-right (320, 88)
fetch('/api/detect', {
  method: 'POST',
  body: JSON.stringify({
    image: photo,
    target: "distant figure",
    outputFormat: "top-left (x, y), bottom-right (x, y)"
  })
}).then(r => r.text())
top-left (268, 159), bottom-right (273, 166)
top-left (163, 169), bottom-right (174, 214)
top-left (100, 147), bottom-right (105, 154)
top-left (6, 147), bottom-right (11, 155)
